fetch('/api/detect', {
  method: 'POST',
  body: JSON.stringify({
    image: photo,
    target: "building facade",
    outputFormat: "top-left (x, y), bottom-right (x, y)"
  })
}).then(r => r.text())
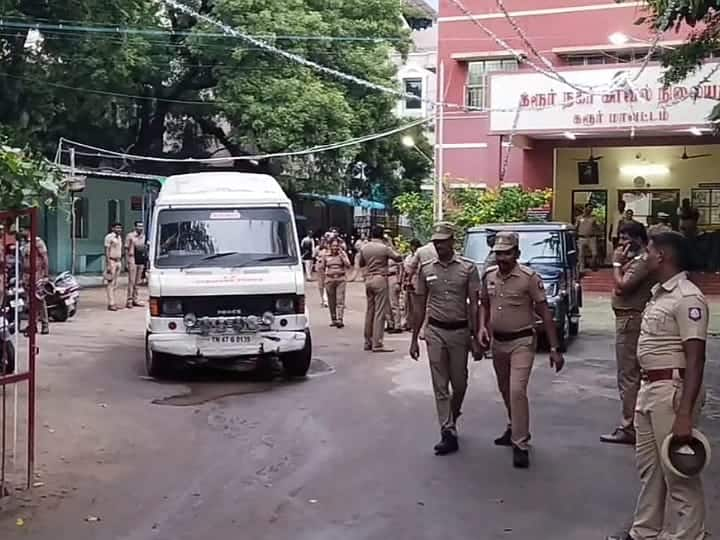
top-left (437, 0), bottom-right (720, 236)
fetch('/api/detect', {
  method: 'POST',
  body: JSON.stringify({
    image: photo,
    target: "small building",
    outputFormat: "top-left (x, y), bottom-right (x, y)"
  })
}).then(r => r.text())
top-left (43, 168), bottom-right (164, 274)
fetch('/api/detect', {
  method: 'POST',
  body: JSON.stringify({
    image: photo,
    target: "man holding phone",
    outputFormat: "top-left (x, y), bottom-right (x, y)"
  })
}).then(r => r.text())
top-left (601, 221), bottom-right (654, 445)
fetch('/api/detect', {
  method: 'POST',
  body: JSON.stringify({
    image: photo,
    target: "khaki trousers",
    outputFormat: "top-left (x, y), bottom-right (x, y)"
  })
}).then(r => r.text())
top-left (318, 276), bottom-right (327, 305)
top-left (615, 311), bottom-right (642, 432)
top-left (364, 275), bottom-right (389, 350)
top-left (325, 280), bottom-right (346, 323)
top-left (630, 379), bottom-right (706, 540)
top-left (387, 274), bottom-right (402, 330)
top-left (127, 261), bottom-right (144, 306)
top-left (578, 237), bottom-right (597, 272)
top-left (492, 336), bottom-right (535, 450)
top-left (402, 289), bottom-right (413, 329)
top-left (105, 259), bottom-right (121, 308)
top-left (425, 324), bottom-right (470, 432)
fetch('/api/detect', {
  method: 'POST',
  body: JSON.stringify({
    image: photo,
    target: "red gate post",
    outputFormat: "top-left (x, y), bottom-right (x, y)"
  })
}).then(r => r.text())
top-left (0, 207), bottom-right (38, 496)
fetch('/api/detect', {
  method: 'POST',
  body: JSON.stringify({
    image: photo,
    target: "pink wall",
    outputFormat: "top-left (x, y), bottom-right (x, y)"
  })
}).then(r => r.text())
top-left (436, 0), bottom-right (694, 189)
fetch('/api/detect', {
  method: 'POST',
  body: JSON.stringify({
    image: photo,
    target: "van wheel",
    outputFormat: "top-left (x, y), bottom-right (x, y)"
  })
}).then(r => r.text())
top-left (145, 332), bottom-right (171, 378)
top-left (281, 331), bottom-right (312, 378)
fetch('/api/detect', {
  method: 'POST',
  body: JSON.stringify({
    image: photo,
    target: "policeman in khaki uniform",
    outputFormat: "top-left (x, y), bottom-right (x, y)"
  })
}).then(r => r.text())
top-left (358, 225), bottom-right (402, 353)
top-left (602, 221), bottom-right (654, 445)
top-left (104, 222), bottom-right (124, 311)
top-left (410, 222), bottom-right (481, 456)
top-left (618, 232), bottom-right (709, 540)
top-left (318, 237), bottom-right (352, 329)
top-left (386, 239), bottom-right (403, 333)
top-left (576, 204), bottom-right (600, 273)
top-left (480, 231), bottom-right (565, 468)
top-left (125, 221), bottom-right (147, 309)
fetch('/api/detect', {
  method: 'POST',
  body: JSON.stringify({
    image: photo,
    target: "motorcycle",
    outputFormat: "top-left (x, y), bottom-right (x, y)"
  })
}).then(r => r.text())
top-left (40, 272), bottom-right (80, 322)
top-left (0, 278), bottom-right (25, 375)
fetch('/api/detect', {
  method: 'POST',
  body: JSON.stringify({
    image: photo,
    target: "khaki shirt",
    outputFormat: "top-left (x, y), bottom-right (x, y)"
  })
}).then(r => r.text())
top-left (104, 233), bottom-right (123, 260)
top-left (416, 255), bottom-right (480, 323)
top-left (481, 264), bottom-right (547, 334)
top-left (637, 272), bottom-right (708, 370)
top-left (319, 251), bottom-right (351, 282)
top-left (125, 231), bottom-right (146, 261)
top-left (358, 239), bottom-right (401, 277)
top-left (408, 243), bottom-right (437, 275)
top-left (576, 216), bottom-right (598, 237)
top-left (611, 251), bottom-right (653, 312)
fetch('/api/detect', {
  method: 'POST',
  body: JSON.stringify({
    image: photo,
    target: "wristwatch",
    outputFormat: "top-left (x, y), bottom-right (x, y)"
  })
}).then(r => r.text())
top-left (549, 347), bottom-right (559, 353)
top-left (613, 262), bottom-right (622, 268)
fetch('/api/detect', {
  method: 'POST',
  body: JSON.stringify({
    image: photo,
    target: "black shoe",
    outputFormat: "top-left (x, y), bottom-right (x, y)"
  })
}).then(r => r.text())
top-left (600, 428), bottom-right (636, 445)
top-left (434, 430), bottom-right (459, 456)
top-left (336, 322), bottom-right (345, 329)
top-left (41, 324), bottom-right (50, 335)
top-left (512, 445), bottom-right (530, 468)
top-left (494, 427), bottom-right (512, 447)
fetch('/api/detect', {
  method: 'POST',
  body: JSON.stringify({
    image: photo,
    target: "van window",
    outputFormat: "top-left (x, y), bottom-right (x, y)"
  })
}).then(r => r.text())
top-left (155, 207), bottom-right (298, 268)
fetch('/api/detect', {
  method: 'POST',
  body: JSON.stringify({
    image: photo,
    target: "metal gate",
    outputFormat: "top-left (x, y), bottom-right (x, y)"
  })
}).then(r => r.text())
top-left (0, 208), bottom-right (38, 496)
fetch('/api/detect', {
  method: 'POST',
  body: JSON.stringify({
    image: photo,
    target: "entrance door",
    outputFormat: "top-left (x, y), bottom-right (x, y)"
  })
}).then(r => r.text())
top-left (571, 190), bottom-right (608, 263)
top-left (620, 190), bottom-right (681, 229)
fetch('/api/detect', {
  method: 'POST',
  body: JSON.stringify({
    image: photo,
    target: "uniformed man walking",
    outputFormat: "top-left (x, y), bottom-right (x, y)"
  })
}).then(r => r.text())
top-left (104, 222), bottom-right (124, 311)
top-left (410, 223), bottom-right (481, 455)
top-left (614, 232), bottom-right (709, 540)
top-left (125, 221), bottom-right (147, 309)
top-left (20, 226), bottom-right (50, 335)
top-left (318, 237), bottom-right (352, 328)
top-left (358, 225), bottom-right (402, 352)
top-left (480, 231), bottom-right (565, 468)
top-left (402, 239), bottom-right (422, 331)
top-left (602, 221), bottom-right (653, 445)
top-left (576, 204), bottom-right (599, 273)
top-left (387, 246), bottom-right (403, 334)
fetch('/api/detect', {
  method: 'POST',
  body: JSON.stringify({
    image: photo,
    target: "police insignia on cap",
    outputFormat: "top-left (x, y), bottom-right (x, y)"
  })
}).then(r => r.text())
top-left (689, 307), bottom-right (702, 321)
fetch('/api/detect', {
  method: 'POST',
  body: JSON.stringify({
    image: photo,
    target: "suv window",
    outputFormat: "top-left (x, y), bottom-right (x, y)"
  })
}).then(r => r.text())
top-left (465, 230), bottom-right (564, 265)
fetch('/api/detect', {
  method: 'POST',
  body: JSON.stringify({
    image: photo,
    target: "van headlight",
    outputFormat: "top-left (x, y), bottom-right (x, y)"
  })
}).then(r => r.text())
top-left (183, 313), bottom-right (197, 328)
top-left (262, 312), bottom-right (275, 326)
top-left (162, 299), bottom-right (183, 316)
top-left (275, 297), bottom-right (295, 314)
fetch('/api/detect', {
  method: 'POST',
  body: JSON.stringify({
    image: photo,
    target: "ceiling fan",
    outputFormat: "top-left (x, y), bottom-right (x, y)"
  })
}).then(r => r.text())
top-left (679, 146), bottom-right (712, 160)
top-left (574, 148), bottom-right (604, 162)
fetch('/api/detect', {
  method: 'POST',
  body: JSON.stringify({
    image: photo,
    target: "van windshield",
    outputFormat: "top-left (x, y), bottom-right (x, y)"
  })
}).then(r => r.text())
top-left (154, 207), bottom-right (298, 269)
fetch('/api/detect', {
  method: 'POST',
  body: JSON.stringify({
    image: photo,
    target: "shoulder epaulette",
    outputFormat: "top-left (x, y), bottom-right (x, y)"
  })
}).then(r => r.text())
top-left (517, 264), bottom-right (535, 276)
top-left (678, 277), bottom-right (705, 298)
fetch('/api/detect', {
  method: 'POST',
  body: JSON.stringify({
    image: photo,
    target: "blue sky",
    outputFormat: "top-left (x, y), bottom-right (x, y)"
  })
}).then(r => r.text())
top-left (427, 0), bottom-right (438, 7)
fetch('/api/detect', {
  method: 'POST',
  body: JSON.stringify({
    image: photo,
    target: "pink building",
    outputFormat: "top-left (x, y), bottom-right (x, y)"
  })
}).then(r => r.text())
top-left (437, 0), bottom-right (720, 240)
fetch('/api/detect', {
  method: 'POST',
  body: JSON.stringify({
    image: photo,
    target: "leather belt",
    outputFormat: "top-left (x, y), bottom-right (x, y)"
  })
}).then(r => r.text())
top-left (493, 328), bottom-right (534, 342)
top-left (641, 368), bottom-right (685, 382)
top-left (428, 318), bottom-right (468, 331)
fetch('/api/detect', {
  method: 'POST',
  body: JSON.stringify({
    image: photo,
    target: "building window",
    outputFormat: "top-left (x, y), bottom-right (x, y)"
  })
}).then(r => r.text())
top-left (404, 78), bottom-right (423, 110)
top-left (107, 199), bottom-right (124, 230)
top-left (692, 188), bottom-right (720, 226)
top-left (73, 197), bottom-right (89, 239)
top-left (466, 59), bottom-right (519, 110)
top-left (563, 51), bottom-right (664, 66)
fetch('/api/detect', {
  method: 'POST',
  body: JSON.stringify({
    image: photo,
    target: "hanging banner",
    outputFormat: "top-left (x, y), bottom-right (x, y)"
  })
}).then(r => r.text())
top-left (490, 63), bottom-right (720, 133)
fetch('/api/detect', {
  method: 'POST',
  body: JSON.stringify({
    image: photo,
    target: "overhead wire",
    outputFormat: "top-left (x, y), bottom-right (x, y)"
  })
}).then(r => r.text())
top-left (56, 116), bottom-right (432, 164)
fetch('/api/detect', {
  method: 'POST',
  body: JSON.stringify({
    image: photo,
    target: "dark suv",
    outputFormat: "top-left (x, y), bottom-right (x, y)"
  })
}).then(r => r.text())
top-left (464, 222), bottom-right (582, 351)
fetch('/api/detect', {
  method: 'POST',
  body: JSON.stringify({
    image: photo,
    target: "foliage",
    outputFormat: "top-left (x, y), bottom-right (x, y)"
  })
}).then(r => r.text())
top-left (449, 187), bottom-right (552, 233)
top-left (0, 0), bottom-right (430, 197)
top-left (0, 131), bottom-right (62, 210)
top-left (643, 0), bottom-right (720, 121)
top-left (393, 191), bottom-right (433, 242)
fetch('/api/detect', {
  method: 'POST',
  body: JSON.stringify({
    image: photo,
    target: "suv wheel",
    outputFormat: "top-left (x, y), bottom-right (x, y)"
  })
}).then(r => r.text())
top-left (145, 332), bottom-right (172, 378)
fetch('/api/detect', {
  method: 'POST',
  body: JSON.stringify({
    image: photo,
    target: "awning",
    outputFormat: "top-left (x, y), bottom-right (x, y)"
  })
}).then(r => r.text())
top-left (300, 193), bottom-right (386, 211)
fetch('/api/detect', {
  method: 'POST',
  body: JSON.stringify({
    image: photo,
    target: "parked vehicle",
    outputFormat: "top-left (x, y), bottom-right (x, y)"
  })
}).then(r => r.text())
top-left (41, 272), bottom-right (80, 322)
top-left (464, 222), bottom-right (582, 351)
top-left (145, 172), bottom-right (311, 378)
top-left (0, 278), bottom-right (25, 375)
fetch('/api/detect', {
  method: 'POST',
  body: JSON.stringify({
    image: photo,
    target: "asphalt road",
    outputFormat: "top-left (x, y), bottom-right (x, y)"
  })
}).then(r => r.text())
top-left (1, 284), bottom-right (719, 540)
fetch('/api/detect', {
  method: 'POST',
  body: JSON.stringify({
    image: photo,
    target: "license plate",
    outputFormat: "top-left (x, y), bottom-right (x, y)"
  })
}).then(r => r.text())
top-left (211, 335), bottom-right (253, 344)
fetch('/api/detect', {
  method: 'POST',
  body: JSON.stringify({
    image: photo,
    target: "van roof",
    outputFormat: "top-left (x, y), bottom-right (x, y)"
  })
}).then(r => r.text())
top-left (157, 172), bottom-right (289, 206)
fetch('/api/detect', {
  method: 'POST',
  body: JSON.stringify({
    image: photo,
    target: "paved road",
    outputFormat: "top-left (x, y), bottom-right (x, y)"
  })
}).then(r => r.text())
top-left (1, 284), bottom-right (718, 539)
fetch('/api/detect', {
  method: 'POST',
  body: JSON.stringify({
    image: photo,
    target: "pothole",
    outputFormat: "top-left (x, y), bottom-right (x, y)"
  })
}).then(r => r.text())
top-left (151, 358), bottom-right (333, 407)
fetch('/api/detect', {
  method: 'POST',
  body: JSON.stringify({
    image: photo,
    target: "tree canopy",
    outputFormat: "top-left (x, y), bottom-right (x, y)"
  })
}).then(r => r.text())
top-left (643, 0), bottom-right (720, 121)
top-left (0, 0), bottom-right (432, 201)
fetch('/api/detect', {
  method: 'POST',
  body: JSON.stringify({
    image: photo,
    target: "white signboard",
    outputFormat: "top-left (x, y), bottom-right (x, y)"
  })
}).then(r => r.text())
top-left (490, 64), bottom-right (720, 133)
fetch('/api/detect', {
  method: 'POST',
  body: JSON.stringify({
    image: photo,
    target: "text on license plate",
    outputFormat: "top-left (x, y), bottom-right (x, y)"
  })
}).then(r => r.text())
top-left (211, 335), bottom-right (253, 344)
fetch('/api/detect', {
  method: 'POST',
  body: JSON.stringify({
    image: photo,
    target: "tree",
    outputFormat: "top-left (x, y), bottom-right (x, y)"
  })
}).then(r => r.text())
top-left (0, 0), bottom-right (430, 196)
top-left (0, 129), bottom-right (62, 210)
top-left (642, 0), bottom-right (720, 121)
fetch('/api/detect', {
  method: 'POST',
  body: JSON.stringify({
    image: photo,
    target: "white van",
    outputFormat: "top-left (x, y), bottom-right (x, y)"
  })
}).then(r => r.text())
top-left (144, 172), bottom-right (311, 378)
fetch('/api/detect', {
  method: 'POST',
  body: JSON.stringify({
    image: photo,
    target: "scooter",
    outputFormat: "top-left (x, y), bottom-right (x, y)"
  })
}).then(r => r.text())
top-left (41, 272), bottom-right (80, 322)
